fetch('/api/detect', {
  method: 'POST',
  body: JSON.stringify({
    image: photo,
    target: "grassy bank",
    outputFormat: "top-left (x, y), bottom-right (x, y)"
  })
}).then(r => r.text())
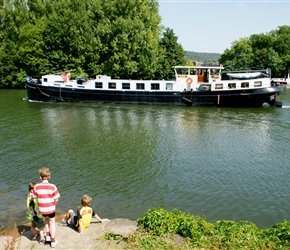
top-left (111, 207), bottom-right (290, 249)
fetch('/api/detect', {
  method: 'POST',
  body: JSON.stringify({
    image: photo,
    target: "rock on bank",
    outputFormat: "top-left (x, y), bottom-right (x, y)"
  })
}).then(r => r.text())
top-left (0, 218), bottom-right (138, 250)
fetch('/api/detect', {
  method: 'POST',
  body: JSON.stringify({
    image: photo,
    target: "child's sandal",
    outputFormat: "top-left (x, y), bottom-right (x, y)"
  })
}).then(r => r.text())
top-left (39, 238), bottom-right (45, 244)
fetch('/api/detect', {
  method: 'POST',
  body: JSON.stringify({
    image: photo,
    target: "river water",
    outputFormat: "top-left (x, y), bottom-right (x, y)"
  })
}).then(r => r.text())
top-left (1, 88), bottom-right (290, 230)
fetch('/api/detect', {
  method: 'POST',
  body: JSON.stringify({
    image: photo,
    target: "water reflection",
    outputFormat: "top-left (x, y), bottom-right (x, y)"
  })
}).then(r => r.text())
top-left (1, 90), bottom-right (290, 230)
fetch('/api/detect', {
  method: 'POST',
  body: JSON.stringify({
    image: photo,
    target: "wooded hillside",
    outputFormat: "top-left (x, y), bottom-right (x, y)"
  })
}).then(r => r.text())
top-left (185, 51), bottom-right (220, 63)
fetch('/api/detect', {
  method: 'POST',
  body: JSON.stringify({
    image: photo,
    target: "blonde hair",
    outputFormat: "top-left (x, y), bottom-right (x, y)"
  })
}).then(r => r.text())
top-left (81, 194), bottom-right (92, 206)
top-left (28, 182), bottom-right (37, 191)
top-left (39, 167), bottom-right (51, 180)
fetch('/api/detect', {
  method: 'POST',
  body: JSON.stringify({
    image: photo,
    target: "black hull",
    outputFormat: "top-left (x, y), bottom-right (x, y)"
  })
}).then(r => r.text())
top-left (25, 82), bottom-right (282, 107)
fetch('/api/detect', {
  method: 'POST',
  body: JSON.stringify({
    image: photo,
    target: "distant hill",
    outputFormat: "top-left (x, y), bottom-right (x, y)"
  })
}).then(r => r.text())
top-left (185, 51), bottom-right (221, 63)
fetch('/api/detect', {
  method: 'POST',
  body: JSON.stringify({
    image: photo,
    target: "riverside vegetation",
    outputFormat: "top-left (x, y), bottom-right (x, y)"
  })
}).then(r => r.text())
top-left (2, 0), bottom-right (290, 89)
top-left (107, 207), bottom-right (290, 249)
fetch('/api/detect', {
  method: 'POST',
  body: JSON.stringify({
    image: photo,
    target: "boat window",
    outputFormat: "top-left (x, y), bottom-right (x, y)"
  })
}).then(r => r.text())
top-left (189, 68), bottom-right (196, 75)
top-left (109, 82), bottom-right (116, 89)
top-left (198, 84), bottom-right (211, 91)
top-left (166, 83), bottom-right (173, 90)
top-left (122, 83), bottom-right (130, 89)
top-left (228, 83), bottom-right (236, 89)
top-left (95, 82), bottom-right (103, 88)
top-left (136, 83), bottom-right (145, 90)
top-left (215, 84), bottom-right (223, 89)
top-left (44, 78), bottom-right (47, 82)
top-left (175, 68), bottom-right (188, 75)
top-left (254, 81), bottom-right (262, 87)
top-left (151, 83), bottom-right (160, 90)
top-left (241, 82), bottom-right (249, 88)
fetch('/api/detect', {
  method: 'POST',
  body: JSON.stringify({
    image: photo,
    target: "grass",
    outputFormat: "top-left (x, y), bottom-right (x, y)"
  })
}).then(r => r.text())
top-left (103, 207), bottom-right (290, 249)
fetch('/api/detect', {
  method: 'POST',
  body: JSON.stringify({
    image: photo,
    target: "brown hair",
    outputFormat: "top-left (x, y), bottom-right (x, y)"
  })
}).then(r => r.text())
top-left (81, 194), bottom-right (92, 206)
top-left (28, 182), bottom-right (37, 191)
top-left (38, 167), bottom-right (51, 180)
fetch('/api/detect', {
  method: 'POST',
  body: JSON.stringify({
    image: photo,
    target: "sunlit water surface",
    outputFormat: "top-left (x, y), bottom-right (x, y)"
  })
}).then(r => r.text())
top-left (1, 88), bottom-right (290, 229)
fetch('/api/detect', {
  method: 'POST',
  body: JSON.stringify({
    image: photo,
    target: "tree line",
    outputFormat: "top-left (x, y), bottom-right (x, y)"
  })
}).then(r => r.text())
top-left (0, 0), bottom-right (185, 88)
top-left (220, 25), bottom-right (290, 78)
top-left (1, 1), bottom-right (290, 89)
top-left (185, 51), bottom-right (220, 63)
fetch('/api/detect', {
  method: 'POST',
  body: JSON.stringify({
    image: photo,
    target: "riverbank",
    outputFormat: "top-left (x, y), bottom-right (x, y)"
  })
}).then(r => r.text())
top-left (2, 207), bottom-right (290, 249)
top-left (0, 216), bottom-right (138, 250)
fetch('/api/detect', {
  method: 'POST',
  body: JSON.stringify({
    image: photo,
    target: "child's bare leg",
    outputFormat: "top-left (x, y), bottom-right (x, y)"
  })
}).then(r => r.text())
top-left (64, 210), bottom-right (71, 221)
top-left (44, 217), bottom-right (51, 239)
top-left (31, 227), bottom-right (36, 239)
top-left (49, 217), bottom-right (56, 239)
top-left (39, 227), bottom-right (45, 241)
top-left (66, 209), bottom-right (74, 223)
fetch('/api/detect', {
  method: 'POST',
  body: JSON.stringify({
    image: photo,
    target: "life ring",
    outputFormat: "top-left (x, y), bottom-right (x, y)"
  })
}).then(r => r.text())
top-left (186, 78), bottom-right (193, 84)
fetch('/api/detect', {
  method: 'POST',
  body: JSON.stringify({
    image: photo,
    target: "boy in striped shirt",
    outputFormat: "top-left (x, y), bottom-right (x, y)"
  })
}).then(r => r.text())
top-left (33, 167), bottom-right (60, 248)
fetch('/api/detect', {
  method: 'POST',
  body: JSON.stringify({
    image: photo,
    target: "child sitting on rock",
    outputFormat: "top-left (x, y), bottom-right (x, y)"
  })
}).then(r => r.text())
top-left (58, 194), bottom-right (108, 235)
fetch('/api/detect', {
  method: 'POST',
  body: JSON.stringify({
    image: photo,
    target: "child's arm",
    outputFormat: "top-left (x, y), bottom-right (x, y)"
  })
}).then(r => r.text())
top-left (30, 205), bottom-right (36, 216)
top-left (93, 213), bottom-right (109, 223)
top-left (29, 199), bottom-right (38, 221)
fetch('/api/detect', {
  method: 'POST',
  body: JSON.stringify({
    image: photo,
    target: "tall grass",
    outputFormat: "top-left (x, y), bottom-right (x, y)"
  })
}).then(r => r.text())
top-left (133, 207), bottom-right (290, 249)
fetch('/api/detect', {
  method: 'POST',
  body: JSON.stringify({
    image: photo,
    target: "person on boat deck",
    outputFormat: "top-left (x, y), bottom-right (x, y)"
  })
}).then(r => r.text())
top-left (58, 194), bottom-right (109, 235)
top-left (61, 72), bottom-right (68, 82)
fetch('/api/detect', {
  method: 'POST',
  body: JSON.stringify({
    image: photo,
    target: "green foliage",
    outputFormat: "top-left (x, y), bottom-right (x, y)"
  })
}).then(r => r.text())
top-left (220, 25), bottom-right (290, 77)
top-left (220, 37), bottom-right (254, 71)
top-left (155, 28), bottom-right (186, 80)
top-left (265, 221), bottom-right (290, 246)
top-left (0, 0), bottom-right (185, 87)
top-left (136, 207), bottom-right (290, 249)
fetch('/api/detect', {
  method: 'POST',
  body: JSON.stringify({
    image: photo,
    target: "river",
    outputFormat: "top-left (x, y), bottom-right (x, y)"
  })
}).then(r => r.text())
top-left (1, 88), bottom-right (290, 230)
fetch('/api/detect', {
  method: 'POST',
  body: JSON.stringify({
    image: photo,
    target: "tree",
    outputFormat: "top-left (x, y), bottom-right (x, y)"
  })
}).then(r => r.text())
top-left (219, 38), bottom-right (254, 70)
top-left (95, 0), bottom-right (163, 79)
top-left (155, 28), bottom-right (186, 80)
top-left (220, 26), bottom-right (290, 77)
top-left (41, 0), bottom-right (102, 75)
top-left (0, 0), bottom-right (30, 87)
top-left (272, 26), bottom-right (290, 77)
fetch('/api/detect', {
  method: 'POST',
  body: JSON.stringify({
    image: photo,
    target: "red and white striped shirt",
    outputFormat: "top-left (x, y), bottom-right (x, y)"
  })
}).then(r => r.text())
top-left (33, 181), bottom-right (60, 215)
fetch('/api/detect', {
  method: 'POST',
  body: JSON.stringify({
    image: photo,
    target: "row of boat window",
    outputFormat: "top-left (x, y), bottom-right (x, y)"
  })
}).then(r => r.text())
top-left (59, 81), bottom-right (263, 90)
top-left (216, 81), bottom-right (262, 90)
top-left (95, 82), bottom-right (164, 90)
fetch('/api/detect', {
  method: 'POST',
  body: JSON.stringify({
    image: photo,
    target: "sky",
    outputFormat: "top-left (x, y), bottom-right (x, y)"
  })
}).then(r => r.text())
top-left (158, 0), bottom-right (290, 54)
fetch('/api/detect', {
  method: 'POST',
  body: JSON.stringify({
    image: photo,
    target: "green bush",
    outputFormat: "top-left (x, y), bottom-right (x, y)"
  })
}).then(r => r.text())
top-left (136, 207), bottom-right (290, 249)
